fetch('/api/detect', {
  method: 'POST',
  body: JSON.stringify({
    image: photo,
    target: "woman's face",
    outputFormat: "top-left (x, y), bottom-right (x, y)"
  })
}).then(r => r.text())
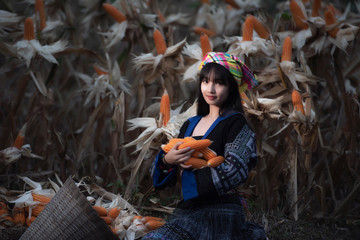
top-left (201, 70), bottom-right (229, 108)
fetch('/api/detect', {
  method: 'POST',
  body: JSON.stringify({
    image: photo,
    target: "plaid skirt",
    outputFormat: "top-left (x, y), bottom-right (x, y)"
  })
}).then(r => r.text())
top-left (141, 203), bottom-right (266, 240)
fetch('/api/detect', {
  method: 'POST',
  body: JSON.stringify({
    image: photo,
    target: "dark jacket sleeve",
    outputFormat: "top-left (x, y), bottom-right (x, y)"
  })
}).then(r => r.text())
top-left (210, 116), bottom-right (257, 195)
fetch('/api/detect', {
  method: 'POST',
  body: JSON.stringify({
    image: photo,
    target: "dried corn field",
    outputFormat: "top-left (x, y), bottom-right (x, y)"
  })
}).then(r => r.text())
top-left (0, 0), bottom-right (360, 239)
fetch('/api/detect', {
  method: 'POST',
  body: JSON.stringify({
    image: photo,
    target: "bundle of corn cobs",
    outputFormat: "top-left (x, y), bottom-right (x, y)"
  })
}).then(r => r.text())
top-left (161, 137), bottom-right (225, 169)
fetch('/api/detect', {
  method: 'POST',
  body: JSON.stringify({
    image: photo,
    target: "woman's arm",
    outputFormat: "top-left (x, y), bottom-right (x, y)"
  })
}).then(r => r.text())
top-left (210, 122), bottom-right (257, 195)
top-left (151, 120), bottom-right (192, 189)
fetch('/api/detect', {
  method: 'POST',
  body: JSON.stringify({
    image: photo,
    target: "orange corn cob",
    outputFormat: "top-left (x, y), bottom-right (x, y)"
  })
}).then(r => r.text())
top-left (35, 0), bottom-right (46, 31)
top-left (12, 207), bottom-right (26, 226)
top-left (292, 90), bottom-right (305, 114)
top-left (191, 150), bottom-right (203, 158)
top-left (183, 137), bottom-right (196, 142)
top-left (94, 66), bottom-right (108, 76)
top-left (251, 15), bottom-right (270, 40)
top-left (93, 206), bottom-right (107, 216)
top-left (101, 216), bottom-right (113, 225)
top-left (311, 0), bottom-right (321, 17)
top-left (145, 220), bottom-right (166, 231)
top-left (328, 4), bottom-right (341, 16)
top-left (132, 215), bottom-right (143, 220)
top-left (13, 123), bottom-right (27, 149)
top-left (289, 0), bottom-right (308, 29)
top-left (103, 3), bottom-right (127, 23)
top-left (223, 0), bottom-right (240, 9)
top-left (178, 139), bottom-right (212, 150)
top-left (157, 10), bottom-right (165, 23)
top-left (26, 216), bottom-right (36, 227)
top-left (193, 27), bottom-right (216, 37)
top-left (184, 157), bottom-right (208, 168)
top-left (108, 207), bottom-right (121, 219)
top-left (32, 193), bottom-right (51, 204)
top-left (242, 15), bottom-right (254, 41)
top-left (207, 156), bottom-right (225, 167)
top-left (324, 10), bottom-right (339, 38)
top-left (153, 29), bottom-right (167, 55)
top-left (31, 205), bottom-right (45, 217)
top-left (24, 17), bottom-right (35, 40)
top-left (201, 0), bottom-right (210, 4)
top-left (199, 147), bottom-right (217, 160)
top-left (281, 36), bottom-right (292, 62)
top-left (200, 33), bottom-right (212, 58)
top-left (160, 90), bottom-right (170, 126)
top-left (141, 216), bottom-right (164, 223)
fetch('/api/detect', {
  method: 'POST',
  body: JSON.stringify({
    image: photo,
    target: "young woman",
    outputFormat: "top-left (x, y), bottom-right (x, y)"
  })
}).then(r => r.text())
top-left (142, 52), bottom-right (266, 240)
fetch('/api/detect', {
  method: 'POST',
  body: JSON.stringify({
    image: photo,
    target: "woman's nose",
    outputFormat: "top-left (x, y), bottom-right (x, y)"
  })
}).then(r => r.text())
top-left (208, 82), bottom-right (215, 92)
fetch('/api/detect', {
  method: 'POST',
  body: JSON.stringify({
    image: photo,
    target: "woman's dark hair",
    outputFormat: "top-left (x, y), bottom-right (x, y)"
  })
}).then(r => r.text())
top-left (197, 62), bottom-right (244, 116)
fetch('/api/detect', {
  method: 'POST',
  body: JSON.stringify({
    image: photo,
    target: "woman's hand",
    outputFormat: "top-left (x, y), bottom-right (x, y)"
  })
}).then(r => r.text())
top-left (164, 142), bottom-right (194, 169)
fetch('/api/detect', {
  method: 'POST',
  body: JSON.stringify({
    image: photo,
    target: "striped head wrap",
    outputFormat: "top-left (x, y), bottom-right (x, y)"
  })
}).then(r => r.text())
top-left (199, 52), bottom-right (258, 91)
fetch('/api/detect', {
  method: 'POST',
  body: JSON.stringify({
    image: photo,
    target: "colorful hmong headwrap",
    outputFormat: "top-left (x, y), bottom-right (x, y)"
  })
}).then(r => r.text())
top-left (199, 52), bottom-right (258, 91)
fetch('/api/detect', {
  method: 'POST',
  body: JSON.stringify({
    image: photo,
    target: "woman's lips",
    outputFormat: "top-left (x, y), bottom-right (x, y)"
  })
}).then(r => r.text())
top-left (206, 96), bottom-right (216, 100)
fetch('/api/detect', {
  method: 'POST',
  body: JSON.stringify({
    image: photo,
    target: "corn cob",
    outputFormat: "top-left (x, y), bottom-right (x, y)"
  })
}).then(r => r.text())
top-left (311, 0), bottom-right (321, 17)
top-left (191, 150), bottom-right (203, 158)
top-left (24, 17), bottom-right (35, 41)
top-left (103, 3), bottom-right (127, 23)
top-left (281, 36), bottom-right (292, 62)
top-left (200, 33), bottom-right (212, 58)
top-left (12, 207), bottom-right (25, 226)
top-left (157, 10), bottom-right (165, 23)
top-left (179, 139), bottom-right (212, 150)
top-left (145, 220), bottom-right (165, 231)
top-left (94, 66), bottom-right (108, 76)
top-left (193, 27), bottom-right (216, 37)
top-left (101, 216), bottom-right (113, 225)
top-left (160, 90), bottom-right (170, 126)
top-left (324, 10), bottom-right (339, 38)
top-left (141, 216), bottom-right (165, 223)
top-left (289, 0), bottom-right (309, 29)
top-left (153, 29), bottom-right (167, 55)
top-left (108, 207), bottom-right (121, 219)
top-left (93, 206), bottom-right (107, 216)
top-left (291, 90), bottom-right (305, 114)
top-left (242, 15), bottom-right (254, 41)
top-left (199, 147), bottom-right (217, 160)
top-left (251, 15), bottom-right (270, 40)
top-left (328, 4), bottom-right (341, 16)
top-left (207, 156), bottom-right (225, 167)
top-left (184, 158), bottom-right (208, 168)
top-left (32, 193), bottom-right (51, 204)
top-left (35, 0), bottom-right (46, 31)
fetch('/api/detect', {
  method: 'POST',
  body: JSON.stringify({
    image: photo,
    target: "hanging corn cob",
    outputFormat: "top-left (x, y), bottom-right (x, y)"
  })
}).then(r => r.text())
top-left (193, 27), bottom-right (216, 37)
top-left (24, 17), bottom-right (35, 40)
top-left (242, 15), bottom-right (254, 41)
top-left (160, 90), bottom-right (170, 126)
top-left (281, 36), bottom-right (292, 62)
top-left (291, 90), bottom-right (305, 114)
top-left (35, 0), bottom-right (46, 31)
top-left (311, 0), bottom-right (321, 17)
top-left (289, 0), bottom-right (309, 29)
top-left (153, 29), bottom-right (167, 55)
top-left (200, 33), bottom-right (212, 58)
top-left (324, 9), bottom-right (339, 38)
top-left (103, 3), bottom-right (127, 23)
